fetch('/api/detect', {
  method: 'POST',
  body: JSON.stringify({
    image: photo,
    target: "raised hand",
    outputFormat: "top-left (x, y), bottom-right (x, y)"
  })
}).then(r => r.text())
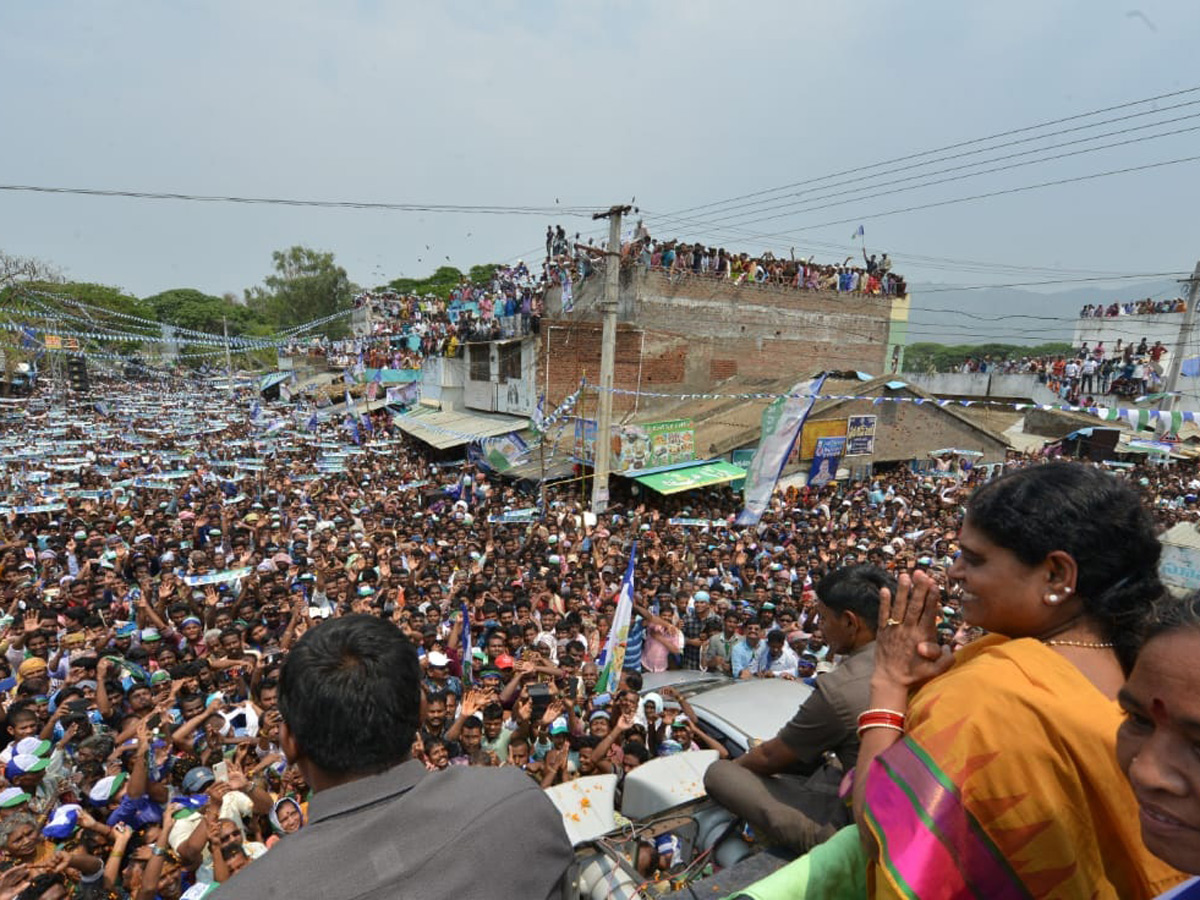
top-left (873, 571), bottom-right (953, 693)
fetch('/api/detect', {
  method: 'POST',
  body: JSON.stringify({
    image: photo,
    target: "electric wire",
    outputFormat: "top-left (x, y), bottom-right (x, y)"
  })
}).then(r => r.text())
top-left (658, 83), bottom-right (1200, 219)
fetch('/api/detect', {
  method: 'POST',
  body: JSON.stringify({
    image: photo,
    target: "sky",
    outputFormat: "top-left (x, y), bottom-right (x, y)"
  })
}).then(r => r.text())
top-left (2, 0), bottom-right (1199, 347)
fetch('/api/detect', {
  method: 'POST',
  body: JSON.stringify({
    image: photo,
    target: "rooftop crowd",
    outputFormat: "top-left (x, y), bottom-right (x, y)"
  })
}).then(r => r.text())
top-left (1, 368), bottom-right (1199, 897)
top-left (544, 221), bottom-right (909, 302)
top-left (1081, 297), bottom-right (1187, 318)
top-left (280, 263), bottom-right (546, 368)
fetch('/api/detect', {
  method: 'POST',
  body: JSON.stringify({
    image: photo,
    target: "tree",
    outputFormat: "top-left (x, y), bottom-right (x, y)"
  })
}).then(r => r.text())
top-left (142, 288), bottom-right (269, 336)
top-left (384, 266), bottom-right (465, 300)
top-left (246, 246), bottom-right (353, 337)
top-left (468, 263), bottom-right (503, 285)
top-left (0, 250), bottom-right (61, 291)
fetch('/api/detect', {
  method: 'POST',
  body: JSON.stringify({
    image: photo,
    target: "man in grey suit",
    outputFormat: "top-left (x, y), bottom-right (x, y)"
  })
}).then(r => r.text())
top-left (219, 614), bottom-right (574, 900)
top-left (703, 566), bottom-right (890, 853)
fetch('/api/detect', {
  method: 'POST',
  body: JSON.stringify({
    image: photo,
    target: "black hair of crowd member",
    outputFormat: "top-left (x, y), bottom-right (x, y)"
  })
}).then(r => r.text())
top-left (815, 565), bottom-right (897, 630)
top-left (965, 461), bottom-right (1163, 674)
top-left (278, 614), bottom-right (421, 776)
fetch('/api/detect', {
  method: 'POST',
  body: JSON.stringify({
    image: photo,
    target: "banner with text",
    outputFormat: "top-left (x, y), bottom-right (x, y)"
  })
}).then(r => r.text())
top-left (845, 415), bottom-right (877, 456)
top-left (573, 418), bottom-right (696, 472)
top-left (737, 374), bottom-right (826, 526)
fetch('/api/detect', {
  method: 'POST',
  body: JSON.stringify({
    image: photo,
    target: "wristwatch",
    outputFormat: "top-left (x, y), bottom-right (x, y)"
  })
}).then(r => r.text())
top-left (151, 846), bottom-right (170, 857)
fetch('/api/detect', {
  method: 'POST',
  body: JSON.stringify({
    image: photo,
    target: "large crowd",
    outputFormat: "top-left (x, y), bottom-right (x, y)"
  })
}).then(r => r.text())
top-left (1, 362), bottom-right (1200, 898)
top-left (544, 221), bottom-right (909, 302)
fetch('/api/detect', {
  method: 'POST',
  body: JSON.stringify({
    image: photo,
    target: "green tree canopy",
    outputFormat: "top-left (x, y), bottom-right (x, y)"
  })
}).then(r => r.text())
top-left (246, 246), bottom-right (353, 338)
top-left (384, 265), bottom-right (465, 300)
top-left (468, 263), bottom-right (503, 285)
top-left (141, 288), bottom-right (268, 336)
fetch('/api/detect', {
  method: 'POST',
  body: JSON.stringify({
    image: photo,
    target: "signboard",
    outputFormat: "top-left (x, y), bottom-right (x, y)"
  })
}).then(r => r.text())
top-left (808, 437), bottom-right (846, 487)
top-left (574, 418), bottom-right (696, 472)
top-left (44, 335), bottom-right (62, 350)
top-left (1161, 543), bottom-right (1200, 596)
top-left (635, 461), bottom-right (744, 495)
top-left (730, 447), bottom-right (756, 491)
top-left (796, 419), bottom-right (848, 462)
top-left (845, 415), bottom-right (877, 456)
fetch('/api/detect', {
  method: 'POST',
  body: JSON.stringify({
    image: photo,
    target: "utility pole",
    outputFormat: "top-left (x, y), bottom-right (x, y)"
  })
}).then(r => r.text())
top-left (1159, 260), bottom-right (1200, 428)
top-left (590, 204), bottom-right (631, 514)
top-left (223, 315), bottom-right (234, 393)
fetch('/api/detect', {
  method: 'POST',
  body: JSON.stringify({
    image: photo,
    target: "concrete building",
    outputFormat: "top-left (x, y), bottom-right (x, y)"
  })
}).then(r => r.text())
top-left (540, 265), bottom-right (909, 416)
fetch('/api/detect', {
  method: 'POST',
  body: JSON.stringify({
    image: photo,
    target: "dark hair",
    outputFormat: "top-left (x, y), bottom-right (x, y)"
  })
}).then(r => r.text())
top-left (1141, 591), bottom-right (1200, 648)
top-left (622, 741), bottom-right (650, 764)
top-left (278, 615), bottom-right (421, 776)
top-left (621, 669), bottom-right (643, 692)
top-left (816, 565), bottom-right (896, 631)
top-left (966, 462), bottom-right (1163, 672)
top-left (6, 707), bottom-right (36, 729)
top-left (16, 873), bottom-right (65, 900)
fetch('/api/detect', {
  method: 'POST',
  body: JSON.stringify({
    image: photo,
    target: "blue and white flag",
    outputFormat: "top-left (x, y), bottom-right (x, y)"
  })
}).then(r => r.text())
top-left (306, 412), bottom-right (320, 433)
top-left (852, 225), bottom-right (865, 240)
top-left (461, 602), bottom-right (473, 686)
top-left (597, 543), bottom-right (637, 693)
top-left (532, 393), bottom-right (546, 433)
top-left (737, 374), bottom-right (826, 526)
top-left (249, 401), bottom-right (262, 424)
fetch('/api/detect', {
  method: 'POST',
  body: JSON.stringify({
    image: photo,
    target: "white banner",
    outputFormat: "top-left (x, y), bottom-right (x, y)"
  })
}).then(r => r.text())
top-left (736, 374), bottom-right (826, 526)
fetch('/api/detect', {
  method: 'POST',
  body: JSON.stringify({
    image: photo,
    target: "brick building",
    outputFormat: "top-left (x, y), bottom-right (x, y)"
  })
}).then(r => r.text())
top-left (540, 265), bottom-right (910, 417)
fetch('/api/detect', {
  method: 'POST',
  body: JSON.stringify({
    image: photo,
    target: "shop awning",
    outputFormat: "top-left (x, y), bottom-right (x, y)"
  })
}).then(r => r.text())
top-left (632, 460), bottom-right (746, 495)
top-left (392, 406), bottom-right (529, 450)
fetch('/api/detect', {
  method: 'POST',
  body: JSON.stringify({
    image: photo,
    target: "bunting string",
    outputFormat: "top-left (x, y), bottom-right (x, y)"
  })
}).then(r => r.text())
top-left (580, 383), bottom-right (1196, 430)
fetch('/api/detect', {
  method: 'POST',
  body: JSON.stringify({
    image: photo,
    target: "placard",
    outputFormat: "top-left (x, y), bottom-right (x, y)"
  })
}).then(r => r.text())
top-left (845, 415), bottom-right (877, 456)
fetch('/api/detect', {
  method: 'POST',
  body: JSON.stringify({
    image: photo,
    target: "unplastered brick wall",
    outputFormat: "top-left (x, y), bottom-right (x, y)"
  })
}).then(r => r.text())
top-left (538, 272), bottom-right (894, 415)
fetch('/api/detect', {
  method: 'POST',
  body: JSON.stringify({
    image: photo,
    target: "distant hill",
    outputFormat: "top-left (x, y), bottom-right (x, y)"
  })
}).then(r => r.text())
top-left (906, 279), bottom-right (1181, 345)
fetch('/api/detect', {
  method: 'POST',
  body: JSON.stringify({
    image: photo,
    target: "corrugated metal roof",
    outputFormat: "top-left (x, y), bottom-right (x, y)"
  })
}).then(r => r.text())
top-left (392, 407), bottom-right (529, 450)
top-left (1162, 521), bottom-right (1200, 551)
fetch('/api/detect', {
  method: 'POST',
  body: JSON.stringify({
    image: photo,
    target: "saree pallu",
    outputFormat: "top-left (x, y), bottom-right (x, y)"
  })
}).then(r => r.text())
top-left (862, 635), bottom-right (1184, 900)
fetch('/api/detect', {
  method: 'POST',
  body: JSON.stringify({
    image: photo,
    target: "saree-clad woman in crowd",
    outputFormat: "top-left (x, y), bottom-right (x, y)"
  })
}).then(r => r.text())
top-left (853, 463), bottom-right (1185, 898)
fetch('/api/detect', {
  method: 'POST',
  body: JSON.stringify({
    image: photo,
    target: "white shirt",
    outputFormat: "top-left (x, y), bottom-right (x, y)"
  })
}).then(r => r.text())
top-left (762, 645), bottom-right (800, 678)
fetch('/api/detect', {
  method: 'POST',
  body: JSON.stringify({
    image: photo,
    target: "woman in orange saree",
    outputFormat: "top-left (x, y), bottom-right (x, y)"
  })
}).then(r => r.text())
top-left (854, 463), bottom-right (1185, 899)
